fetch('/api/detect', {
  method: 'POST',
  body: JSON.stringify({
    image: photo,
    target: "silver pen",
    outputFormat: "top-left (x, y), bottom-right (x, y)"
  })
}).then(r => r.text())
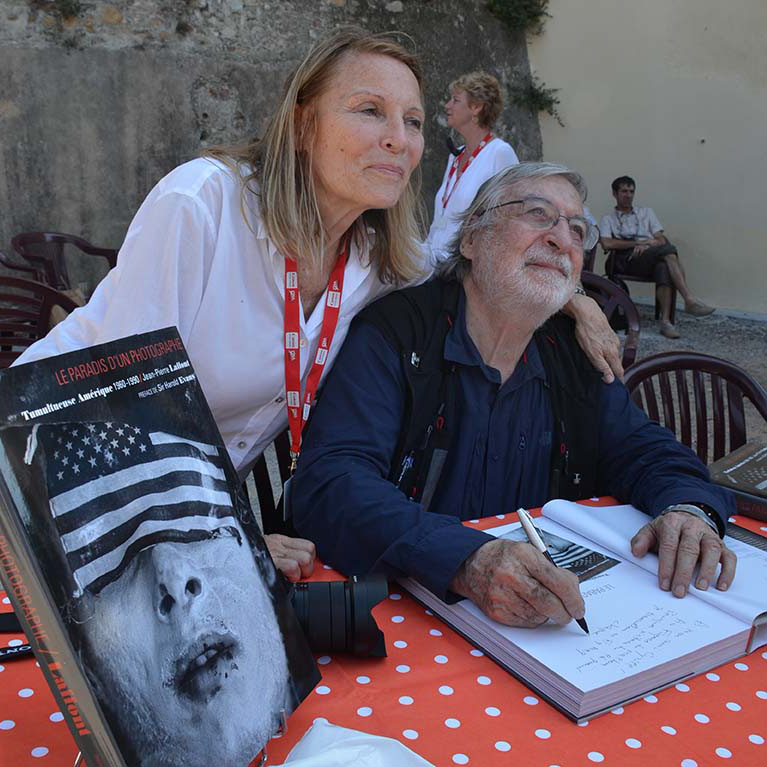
top-left (517, 508), bottom-right (589, 634)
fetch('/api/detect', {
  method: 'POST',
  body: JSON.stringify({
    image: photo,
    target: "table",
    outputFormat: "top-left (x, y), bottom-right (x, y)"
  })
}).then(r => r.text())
top-left (3, 504), bottom-right (767, 766)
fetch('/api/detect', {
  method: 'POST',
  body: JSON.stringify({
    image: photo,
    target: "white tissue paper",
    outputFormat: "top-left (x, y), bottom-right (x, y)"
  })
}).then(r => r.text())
top-left (271, 718), bottom-right (436, 767)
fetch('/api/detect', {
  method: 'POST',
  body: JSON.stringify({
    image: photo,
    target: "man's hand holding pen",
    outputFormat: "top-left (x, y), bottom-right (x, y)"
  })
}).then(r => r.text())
top-left (449, 538), bottom-right (586, 629)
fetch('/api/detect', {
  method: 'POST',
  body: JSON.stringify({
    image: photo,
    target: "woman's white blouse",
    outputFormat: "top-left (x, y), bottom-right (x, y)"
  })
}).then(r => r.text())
top-left (15, 158), bottom-right (409, 478)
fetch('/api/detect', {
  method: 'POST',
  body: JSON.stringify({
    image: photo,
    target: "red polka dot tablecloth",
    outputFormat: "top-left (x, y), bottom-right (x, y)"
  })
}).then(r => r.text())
top-left (2, 503), bottom-right (767, 767)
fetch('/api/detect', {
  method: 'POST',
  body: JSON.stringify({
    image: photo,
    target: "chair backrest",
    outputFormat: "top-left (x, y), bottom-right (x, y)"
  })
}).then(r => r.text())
top-left (0, 249), bottom-right (41, 280)
top-left (581, 271), bottom-right (641, 368)
top-left (624, 351), bottom-right (767, 464)
top-left (11, 231), bottom-right (117, 292)
top-left (0, 276), bottom-right (79, 367)
top-left (248, 429), bottom-right (294, 535)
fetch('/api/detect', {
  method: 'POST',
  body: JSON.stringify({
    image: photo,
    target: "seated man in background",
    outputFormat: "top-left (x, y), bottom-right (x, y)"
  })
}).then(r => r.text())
top-left (291, 163), bottom-right (735, 630)
top-left (599, 175), bottom-right (713, 339)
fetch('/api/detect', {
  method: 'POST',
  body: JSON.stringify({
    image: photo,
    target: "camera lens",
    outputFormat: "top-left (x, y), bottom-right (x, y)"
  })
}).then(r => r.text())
top-left (290, 574), bottom-right (388, 657)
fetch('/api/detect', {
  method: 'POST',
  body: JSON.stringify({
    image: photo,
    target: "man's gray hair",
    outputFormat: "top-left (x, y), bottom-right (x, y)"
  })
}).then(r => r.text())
top-left (435, 162), bottom-right (588, 282)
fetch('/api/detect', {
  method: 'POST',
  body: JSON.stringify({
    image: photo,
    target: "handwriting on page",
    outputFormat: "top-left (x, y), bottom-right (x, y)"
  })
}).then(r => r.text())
top-left (575, 604), bottom-right (710, 676)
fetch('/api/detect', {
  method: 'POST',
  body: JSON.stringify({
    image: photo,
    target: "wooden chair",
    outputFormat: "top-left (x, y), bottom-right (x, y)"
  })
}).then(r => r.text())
top-left (604, 249), bottom-right (677, 324)
top-left (0, 276), bottom-right (79, 367)
top-left (11, 231), bottom-right (117, 291)
top-left (624, 352), bottom-right (767, 465)
top-left (247, 429), bottom-right (296, 535)
top-left (581, 271), bottom-right (641, 368)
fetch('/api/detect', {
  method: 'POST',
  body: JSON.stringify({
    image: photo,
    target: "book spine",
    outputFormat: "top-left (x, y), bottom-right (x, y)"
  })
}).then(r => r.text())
top-left (0, 474), bottom-right (124, 767)
top-left (732, 490), bottom-right (767, 523)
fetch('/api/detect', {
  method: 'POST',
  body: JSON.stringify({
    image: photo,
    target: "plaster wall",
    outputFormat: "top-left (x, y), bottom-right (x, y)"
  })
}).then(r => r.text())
top-left (528, 0), bottom-right (767, 314)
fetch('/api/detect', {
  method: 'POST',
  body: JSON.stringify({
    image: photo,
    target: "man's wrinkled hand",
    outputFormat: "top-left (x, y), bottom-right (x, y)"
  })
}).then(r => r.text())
top-left (569, 293), bottom-right (623, 383)
top-left (450, 539), bottom-right (585, 628)
top-left (631, 511), bottom-right (736, 597)
top-left (265, 533), bottom-right (316, 581)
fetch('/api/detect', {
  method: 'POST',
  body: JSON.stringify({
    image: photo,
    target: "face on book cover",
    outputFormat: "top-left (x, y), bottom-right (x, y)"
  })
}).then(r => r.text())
top-left (79, 528), bottom-right (290, 767)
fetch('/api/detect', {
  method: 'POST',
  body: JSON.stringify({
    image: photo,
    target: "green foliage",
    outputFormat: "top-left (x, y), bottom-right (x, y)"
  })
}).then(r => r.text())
top-left (487, 0), bottom-right (550, 37)
top-left (510, 73), bottom-right (564, 127)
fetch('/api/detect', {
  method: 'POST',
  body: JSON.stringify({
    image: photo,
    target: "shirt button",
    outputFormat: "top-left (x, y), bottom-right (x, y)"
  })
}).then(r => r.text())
top-left (237, 441), bottom-right (246, 449)
top-left (491, 454), bottom-right (499, 462)
top-left (300, 339), bottom-right (306, 348)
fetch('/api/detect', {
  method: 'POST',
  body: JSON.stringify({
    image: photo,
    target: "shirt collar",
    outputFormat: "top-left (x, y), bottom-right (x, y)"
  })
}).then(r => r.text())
top-left (444, 285), bottom-right (546, 389)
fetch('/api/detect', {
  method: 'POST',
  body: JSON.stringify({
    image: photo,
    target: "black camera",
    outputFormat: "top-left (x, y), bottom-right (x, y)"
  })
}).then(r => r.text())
top-left (287, 574), bottom-right (388, 657)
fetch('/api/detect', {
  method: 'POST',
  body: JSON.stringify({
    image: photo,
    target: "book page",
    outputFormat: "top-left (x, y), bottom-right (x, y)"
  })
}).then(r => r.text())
top-left (542, 500), bottom-right (767, 627)
top-left (463, 518), bottom-right (748, 691)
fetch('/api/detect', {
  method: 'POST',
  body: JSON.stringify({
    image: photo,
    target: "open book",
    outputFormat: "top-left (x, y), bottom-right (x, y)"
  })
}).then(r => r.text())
top-left (0, 329), bottom-right (320, 767)
top-left (401, 500), bottom-right (767, 721)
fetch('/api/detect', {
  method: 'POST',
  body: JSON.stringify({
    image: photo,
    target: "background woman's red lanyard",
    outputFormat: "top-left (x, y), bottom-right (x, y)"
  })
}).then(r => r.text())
top-left (284, 248), bottom-right (347, 472)
top-left (440, 133), bottom-right (493, 210)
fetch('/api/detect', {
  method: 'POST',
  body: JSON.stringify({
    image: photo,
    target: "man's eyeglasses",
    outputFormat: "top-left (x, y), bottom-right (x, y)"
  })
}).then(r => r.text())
top-left (482, 196), bottom-right (600, 251)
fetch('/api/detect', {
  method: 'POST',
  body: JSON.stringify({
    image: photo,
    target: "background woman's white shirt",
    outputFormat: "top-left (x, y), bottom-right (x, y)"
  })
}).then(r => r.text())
top-left (425, 138), bottom-right (519, 264)
top-left (15, 158), bottom-right (414, 478)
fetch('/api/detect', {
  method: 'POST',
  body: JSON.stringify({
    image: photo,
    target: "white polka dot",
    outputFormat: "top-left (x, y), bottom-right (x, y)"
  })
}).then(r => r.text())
top-left (322, 564), bottom-right (332, 570)
top-left (728, 517), bottom-right (736, 523)
top-left (726, 702), bottom-right (741, 711)
top-left (429, 629), bottom-right (443, 636)
top-left (644, 695), bottom-right (658, 703)
top-left (356, 706), bottom-right (372, 717)
top-left (763, 651), bottom-right (767, 660)
top-left (749, 734), bottom-right (764, 744)
top-left (523, 695), bottom-right (539, 705)
top-left (676, 683), bottom-right (691, 692)
top-left (535, 729), bottom-right (551, 739)
top-left (495, 741), bottom-right (511, 752)
top-left (17, 688), bottom-right (34, 698)
top-left (707, 673), bottom-right (720, 681)
top-left (477, 675), bottom-right (492, 685)
top-left (31, 748), bottom-right (49, 758)
top-left (761, 527), bottom-right (767, 532)
top-left (315, 685), bottom-right (331, 695)
top-left (356, 676), bottom-right (371, 685)
top-left (611, 706), bottom-right (624, 715)
top-left (8, 639), bottom-right (22, 647)
top-left (468, 519), bottom-right (479, 524)
top-left (391, 615), bottom-right (404, 623)
top-left (49, 712), bottom-right (64, 722)
top-left (424, 609), bottom-right (434, 616)
top-left (661, 726), bottom-right (677, 735)
top-left (398, 696), bottom-right (414, 705)
top-left (452, 755), bottom-right (469, 765)
top-left (695, 713), bottom-right (710, 723)
top-left (735, 662), bottom-right (749, 671)
top-left (439, 685), bottom-right (454, 695)
top-left (681, 760), bottom-right (698, 767)
top-left (757, 690), bottom-right (767, 699)
top-left (495, 514), bottom-right (506, 519)
top-left (402, 729), bottom-right (419, 740)
top-left (715, 747), bottom-right (732, 758)
top-left (0, 665), bottom-right (4, 673)
top-left (469, 649), bottom-right (484, 657)
top-left (587, 753), bottom-right (605, 763)
top-left (393, 640), bottom-right (407, 648)
top-left (434, 655), bottom-right (448, 664)
top-left (577, 721), bottom-right (589, 727)
top-left (395, 664), bottom-right (410, 673)
top-left (317, 655), bottom-right (332, 665)
top-left (626, 738), bottom-right (642, 749)
top-left (2, 596), bottom-right (10, 603)
top-left (0, 720), bottom-right (15, 730)
top-left (485, 706), bottom-right (501, 717)
top-left (389, 593), bottom-right (402, 600)
top-left (445, 718), bottom-right (461, 728)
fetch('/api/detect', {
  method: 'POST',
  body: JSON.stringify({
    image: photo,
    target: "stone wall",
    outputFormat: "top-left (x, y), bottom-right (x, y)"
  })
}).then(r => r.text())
top-left (0, 0), bottom-right (541, 282)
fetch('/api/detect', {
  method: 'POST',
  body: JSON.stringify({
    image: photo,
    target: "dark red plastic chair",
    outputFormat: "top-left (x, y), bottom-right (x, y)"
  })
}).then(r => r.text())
top-left (0, 276), bottom-right (79, 368)
top-left (12, 231), bottom-right (117, 291)
top-left (581, 272), bottom-right (641, 368)
top-left (624, 351), bottom-right (767, 465)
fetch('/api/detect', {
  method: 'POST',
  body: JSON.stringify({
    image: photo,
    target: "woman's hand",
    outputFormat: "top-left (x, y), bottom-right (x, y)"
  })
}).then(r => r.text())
top-left (563, 293), bottom-right (623, 383)
top-left (265, 533), bottom-right (316, 581)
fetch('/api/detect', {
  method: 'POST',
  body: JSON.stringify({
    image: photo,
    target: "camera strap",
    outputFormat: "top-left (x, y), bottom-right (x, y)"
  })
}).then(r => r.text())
top-left (440, 132), bottom-right (493, 210)
top-left (283, 244), bottom-right (348, 475)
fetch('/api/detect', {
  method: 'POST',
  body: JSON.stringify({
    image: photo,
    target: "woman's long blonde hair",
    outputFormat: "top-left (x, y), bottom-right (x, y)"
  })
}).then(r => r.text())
top-left (205, 26), bottom-right (426, 284)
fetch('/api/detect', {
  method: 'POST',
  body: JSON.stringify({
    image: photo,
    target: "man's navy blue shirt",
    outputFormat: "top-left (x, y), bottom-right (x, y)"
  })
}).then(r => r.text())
top-left (292, 288), bottom-right (732, 601)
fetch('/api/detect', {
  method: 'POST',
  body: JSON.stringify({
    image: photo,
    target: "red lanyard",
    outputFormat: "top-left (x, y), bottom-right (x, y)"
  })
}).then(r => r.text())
top-left (284, 247), bottom-right (347, 470)
top-left (441, 133), bottom-right (493, 210)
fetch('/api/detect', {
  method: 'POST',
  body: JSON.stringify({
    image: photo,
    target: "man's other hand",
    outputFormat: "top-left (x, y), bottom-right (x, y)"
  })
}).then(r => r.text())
top-left (631, 511), bottom-right (737, 597)
top-left (265, 533), bottom-right (316, 581)
top-left (450, 539), bottom-right (585, 628)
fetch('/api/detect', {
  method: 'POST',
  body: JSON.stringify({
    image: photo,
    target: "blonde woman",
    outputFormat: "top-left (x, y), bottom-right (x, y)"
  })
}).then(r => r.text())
top-left (15, 26), bottom-right (427, 577)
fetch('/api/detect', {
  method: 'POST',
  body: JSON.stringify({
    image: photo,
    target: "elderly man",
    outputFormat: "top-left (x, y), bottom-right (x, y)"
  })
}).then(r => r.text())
top-left (291, 163), bottom-right (735, 629)
top-left (600, 175), bottom-right (713, 338)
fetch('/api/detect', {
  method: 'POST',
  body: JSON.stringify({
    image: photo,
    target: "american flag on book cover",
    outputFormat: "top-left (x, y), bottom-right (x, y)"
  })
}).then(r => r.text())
top-left (29, 421), bottom-right (240, 597)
